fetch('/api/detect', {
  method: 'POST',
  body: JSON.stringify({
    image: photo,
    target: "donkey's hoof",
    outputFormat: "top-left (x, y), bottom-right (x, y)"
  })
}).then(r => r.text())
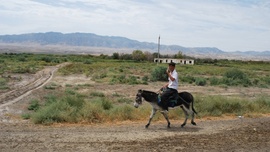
top-left (167, 122), bottom-right (171, 128)
top-left (145, 124), bottom-right (149, 128)
top-left (191, 121), bottom-right (197, 126)
top-left (181, 124), bottom-right (186, 128)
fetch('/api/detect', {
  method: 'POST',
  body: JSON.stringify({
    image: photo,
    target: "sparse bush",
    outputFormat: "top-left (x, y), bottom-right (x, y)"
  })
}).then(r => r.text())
top-left (28, 99), bottom-right (40, 111)
top-left (224, 68), bottom-right (245, 79)
top-left (65, 88), bottom-right (76, 95)
top-left (110, 104), bottom-right (136, 120)
top-left (90, 91), bottom-right (105, 97)
top-left (209, 76), bottom-right (220, 85)
top-left (142, 75), bottom-right (149, 82)
top-left (0, 77), bottom-right (8, 90)
top-left (32, 94), bottom-right (85, 124)
top-left (21, 113), bottom-right (31, 119)
top-left (195, 77), bottom-right (207, 86)
top-left (92, 72), bottom-right (107, 80)
top-left (222, 68), bottom-right (251, 86)
top-left (83, 59), bottom-right (92, 64)
top-left (127, 75), bottom-right (139, 84)
top-left (117, 97), bottom-right (133, 104)
top-left (79, 101), bottom-right (105, 123)
top-left (100, 98), bottom-right (113, 110)
top-left (151, 66), bottom-right (167, 81)
top-left (180, 75), bottom-right (195, 84)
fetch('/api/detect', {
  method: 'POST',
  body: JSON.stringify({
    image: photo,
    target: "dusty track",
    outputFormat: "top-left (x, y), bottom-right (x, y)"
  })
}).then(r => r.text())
top-left (0, 63), bottom-right (68, 108)
top-left (0, 63), bottom-right (269, 152)
top-left (0, 117), bottom-right (269, 152)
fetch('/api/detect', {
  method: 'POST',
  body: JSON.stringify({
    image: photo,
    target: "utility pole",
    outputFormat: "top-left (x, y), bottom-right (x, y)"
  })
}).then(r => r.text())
top-left (157, 35), bottom-right (160, 64)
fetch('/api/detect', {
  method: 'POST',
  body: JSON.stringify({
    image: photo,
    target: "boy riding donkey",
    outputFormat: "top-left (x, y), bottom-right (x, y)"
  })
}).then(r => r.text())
top-left (159, 62), bottom-right (184, 113)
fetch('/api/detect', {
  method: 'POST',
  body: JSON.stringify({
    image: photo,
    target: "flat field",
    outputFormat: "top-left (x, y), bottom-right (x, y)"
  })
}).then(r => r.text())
top-left (0, 55), bottom-right (270, 151)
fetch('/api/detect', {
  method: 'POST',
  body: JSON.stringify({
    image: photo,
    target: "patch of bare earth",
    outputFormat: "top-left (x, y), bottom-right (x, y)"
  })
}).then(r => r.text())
top-left (0, 64), bottom-right (269, 152)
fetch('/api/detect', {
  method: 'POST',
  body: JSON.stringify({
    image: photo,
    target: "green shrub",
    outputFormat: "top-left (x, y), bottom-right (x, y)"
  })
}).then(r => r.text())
top-left (117, 97), bottom-right (133, 104)
top-left (32, 95), bottom-right (85, 124)
top-left (112, 92), bottom-right (122, 97)
top-left (224, 68), bottom-right (246, 79)
top-left (44, 94), bottom-right (58, 106)
top-left (261, 76), bottom-right (270, 85)
top-left (83, 59), bottom-right (92, 64)
top-left (127, 75), bottom-right (139, 84)
top-left (92, 72), bottom-right (107, 80)
top-left (28, 99), bottom-right (40, 111)
top-left (223, 68), bottom-right (251, 86)
top-left (44, 82), bottom-right (58, 90)
top-left (142, 75), bottom-right (149, 82)
top-left (195, 77), bottom-right (207, 86)
top-left (90, 91), bottom-right (105, 97)
top-left (180, 75), bottom-right (195, 84)
top-left (65, 88), bottom-right (76, 95)
top-left (255, 96), bottom-right (270, 112)
top-left (0, 77), bottom-right (8, 90)
top-left (21, 113), bottom-right (31, 119)
top-left (101, 98), bottom-right (113, 110)
top-left (151, 66), bottom-right (167, 81)
top-left (195, 95), bottom-right (270, 117)
top-left (110, 104), bottom-right (136, 120)
top-left (79, 102), bottom-right (105, 123)
top-left (209, 76), bottom-right (220, 85)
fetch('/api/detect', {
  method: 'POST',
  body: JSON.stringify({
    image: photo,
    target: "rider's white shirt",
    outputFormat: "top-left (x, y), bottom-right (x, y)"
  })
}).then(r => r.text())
top-left (168, 69), bottom-right (178, 90)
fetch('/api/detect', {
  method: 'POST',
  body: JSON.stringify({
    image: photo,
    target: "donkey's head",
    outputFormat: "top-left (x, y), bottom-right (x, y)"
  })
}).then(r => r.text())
top-left (134, 89), bottom-right (143, 108)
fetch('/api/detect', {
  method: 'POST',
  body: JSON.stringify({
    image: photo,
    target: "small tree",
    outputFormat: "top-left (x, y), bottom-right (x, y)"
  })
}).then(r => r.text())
top-left (175, 51), bottom-right (183, 59)
top-left (132, 50), bottom-right (145, 61)
top-left (112, 52), bottom-right (119, 59)
top-left (144, 51), bottom-right (154, 61)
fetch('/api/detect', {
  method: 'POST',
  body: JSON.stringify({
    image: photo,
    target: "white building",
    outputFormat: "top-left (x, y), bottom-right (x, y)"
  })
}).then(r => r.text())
top-left (154, 58), bottom-right (194, 65)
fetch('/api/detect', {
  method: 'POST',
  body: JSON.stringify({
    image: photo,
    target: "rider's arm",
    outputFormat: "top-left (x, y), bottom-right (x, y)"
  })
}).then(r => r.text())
top-left (167, 72), bottom-right (175, 81)
top-left (163, 83), bottom-right (169, 88)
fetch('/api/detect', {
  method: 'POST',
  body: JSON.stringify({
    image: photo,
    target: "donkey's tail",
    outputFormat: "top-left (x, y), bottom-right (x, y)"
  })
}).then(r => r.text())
top-left (191, 95), bottom-right (197, 115)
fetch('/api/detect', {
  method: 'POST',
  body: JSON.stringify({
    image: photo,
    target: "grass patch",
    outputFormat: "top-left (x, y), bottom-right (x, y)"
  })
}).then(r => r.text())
top-left (44, 82), bottom-right (59, 90)
top-left (26, 86), bottom-right (270, 125)
top-left (195, 95), bottom-right (270, 117)
top-left (90, 91), bottom-right (105, 97)
top-left (28, 99), bottom-right (40, 111)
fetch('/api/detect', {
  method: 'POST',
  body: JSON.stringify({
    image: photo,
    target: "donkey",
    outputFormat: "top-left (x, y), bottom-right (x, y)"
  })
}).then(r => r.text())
top-left (134, 89), bottom-right (197, 128)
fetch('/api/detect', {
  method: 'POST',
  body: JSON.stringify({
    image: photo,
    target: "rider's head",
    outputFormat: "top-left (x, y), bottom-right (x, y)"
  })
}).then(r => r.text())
top-left (168, 62), bottom-right (175, 66)
top-left (168, 62), bottom-right (176, 71)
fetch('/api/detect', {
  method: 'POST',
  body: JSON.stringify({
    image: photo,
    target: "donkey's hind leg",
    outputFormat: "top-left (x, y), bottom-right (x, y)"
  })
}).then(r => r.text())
top-left (180, 105), bottom-right (188, 127)
top-left (146, 109), bottom-right (157, 128)
top-left (191, 110), bottom-right (196, 126)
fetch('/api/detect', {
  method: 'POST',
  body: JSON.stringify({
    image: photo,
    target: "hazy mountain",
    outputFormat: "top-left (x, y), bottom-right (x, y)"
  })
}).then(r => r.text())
top-left (0, 32), bottom-right (223, 53)
top-left (0, 32), bottom-right (269, 61)
top-left (0, 32), bottom-right (157, 49)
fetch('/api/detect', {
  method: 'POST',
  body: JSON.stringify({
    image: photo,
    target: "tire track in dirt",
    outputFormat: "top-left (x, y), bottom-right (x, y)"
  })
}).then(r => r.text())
top-left (0, 63), bottom-right (68, 109)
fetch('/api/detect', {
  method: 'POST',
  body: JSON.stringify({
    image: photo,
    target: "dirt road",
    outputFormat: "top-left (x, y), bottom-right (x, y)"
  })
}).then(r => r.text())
top-left (0, 116), bottom-right (269, 152)
top-left (0, 64), bottom-right (269, 152)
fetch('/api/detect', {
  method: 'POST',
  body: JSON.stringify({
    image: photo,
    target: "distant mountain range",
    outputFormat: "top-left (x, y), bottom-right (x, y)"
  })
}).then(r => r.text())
top-left (0, 32), bottom-right (269, 61)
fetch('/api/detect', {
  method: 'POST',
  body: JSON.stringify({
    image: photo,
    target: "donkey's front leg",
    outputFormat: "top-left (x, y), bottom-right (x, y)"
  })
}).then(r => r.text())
top-left (161, 111), bottom-right (171, 128)
top-left (146, 108), bottom-right (157, 128)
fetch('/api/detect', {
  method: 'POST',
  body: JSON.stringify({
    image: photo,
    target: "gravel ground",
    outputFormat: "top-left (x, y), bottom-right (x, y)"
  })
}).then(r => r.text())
top-left (0, 116), bottom-right (269, 152)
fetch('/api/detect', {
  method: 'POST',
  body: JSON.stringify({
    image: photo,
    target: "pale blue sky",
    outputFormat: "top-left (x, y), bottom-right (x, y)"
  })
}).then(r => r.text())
top-left (0, 0), bottom-right (269, 52)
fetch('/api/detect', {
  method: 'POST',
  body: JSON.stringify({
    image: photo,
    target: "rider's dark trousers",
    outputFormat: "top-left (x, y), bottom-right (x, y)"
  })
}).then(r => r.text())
top-left (160, 87), bottom-right (177, 109)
